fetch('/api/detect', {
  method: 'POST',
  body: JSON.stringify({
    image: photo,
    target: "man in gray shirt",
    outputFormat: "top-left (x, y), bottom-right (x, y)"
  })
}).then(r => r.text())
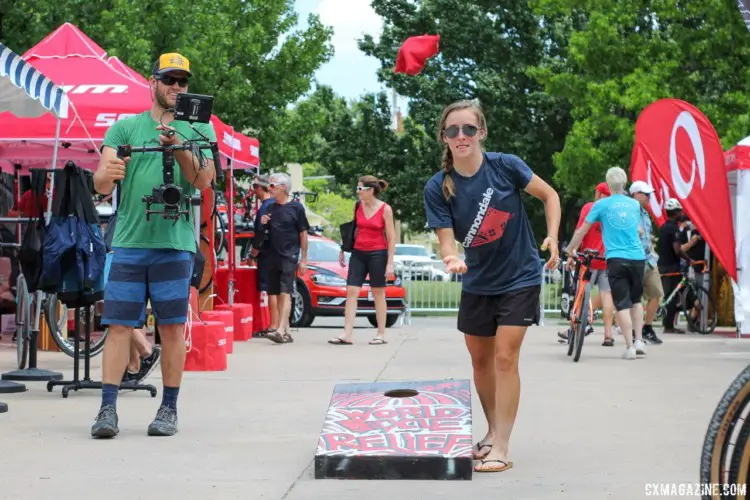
top-left (629, 181), bottom-right (663, 344)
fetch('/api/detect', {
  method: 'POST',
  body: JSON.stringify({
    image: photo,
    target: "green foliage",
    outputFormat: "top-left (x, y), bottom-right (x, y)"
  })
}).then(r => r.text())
top-left (529, 0), bottom-right (750, 200)
top-left (0, 0), bottom-right (334, 161)
top-left (359, 0), bottom-right (572, 244)
top-left (307, 191), bottom-right (355, 240)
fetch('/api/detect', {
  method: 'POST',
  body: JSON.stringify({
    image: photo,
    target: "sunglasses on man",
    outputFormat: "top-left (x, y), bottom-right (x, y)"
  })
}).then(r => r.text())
top-left (443, 124), bottom-right (479, 139)
top-left (156, 75), bottom-right (189, 88)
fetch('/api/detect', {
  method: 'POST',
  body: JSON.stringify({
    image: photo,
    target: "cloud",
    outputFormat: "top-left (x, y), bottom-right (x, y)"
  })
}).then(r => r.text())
top-left (316, 0), bottom-right (383, 57)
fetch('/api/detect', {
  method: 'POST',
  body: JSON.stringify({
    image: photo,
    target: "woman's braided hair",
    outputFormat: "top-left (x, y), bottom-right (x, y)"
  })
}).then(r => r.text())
top-left (436, 100), bottom-right (487, 200)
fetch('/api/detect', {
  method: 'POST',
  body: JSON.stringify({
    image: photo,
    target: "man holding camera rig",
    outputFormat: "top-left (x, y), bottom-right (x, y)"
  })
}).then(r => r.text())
top-left (250, 173), bottom-right (309, 343)
top-left (90, 53), bottom-right (216, 438)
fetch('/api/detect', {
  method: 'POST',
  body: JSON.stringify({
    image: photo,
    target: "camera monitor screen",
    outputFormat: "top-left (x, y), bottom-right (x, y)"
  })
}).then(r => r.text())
top-left (174, 93), bottom-right (214, 124)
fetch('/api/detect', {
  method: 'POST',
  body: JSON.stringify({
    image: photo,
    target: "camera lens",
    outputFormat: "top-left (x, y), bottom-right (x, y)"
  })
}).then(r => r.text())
top-left (162, 186), bottom-right (181, 206)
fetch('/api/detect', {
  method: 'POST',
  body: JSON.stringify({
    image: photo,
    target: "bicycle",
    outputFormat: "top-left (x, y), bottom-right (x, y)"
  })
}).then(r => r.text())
top-left (562, 249), bottom-right (605, 363)
top-left (700, 364), bottom-right (750, 499)
top-left (656, 260), bottom-right (717, 334)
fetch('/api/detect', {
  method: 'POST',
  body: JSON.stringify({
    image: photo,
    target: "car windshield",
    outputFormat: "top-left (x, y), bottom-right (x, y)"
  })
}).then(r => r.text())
top-left (395, 246), bottom-right (428, 257)
top-left (308, 239), bottom-right (344, 262)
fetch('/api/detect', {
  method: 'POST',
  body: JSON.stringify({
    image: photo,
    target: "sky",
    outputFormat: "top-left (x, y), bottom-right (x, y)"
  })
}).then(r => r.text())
top-left (293, 0), bottom-right (389, 102)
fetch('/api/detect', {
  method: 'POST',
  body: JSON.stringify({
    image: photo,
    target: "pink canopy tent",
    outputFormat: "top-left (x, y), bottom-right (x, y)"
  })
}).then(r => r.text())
top-left (0, 23), bottom-right (260, 174)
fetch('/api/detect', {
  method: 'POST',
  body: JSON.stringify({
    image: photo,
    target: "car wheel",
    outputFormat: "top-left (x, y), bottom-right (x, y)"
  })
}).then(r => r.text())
top-left (290, 279), bottom-right (314, 328)
top-left (367, 314), bottom-right (400, 328)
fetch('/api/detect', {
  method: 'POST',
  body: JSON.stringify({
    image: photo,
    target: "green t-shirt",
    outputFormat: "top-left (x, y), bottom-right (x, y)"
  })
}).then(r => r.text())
top-left (102, 111), bottom-right (217, 252)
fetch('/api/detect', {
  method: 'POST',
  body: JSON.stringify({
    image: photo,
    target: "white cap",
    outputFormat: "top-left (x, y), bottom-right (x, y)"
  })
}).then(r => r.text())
top-left (629, 180), bottom-right (654, 195)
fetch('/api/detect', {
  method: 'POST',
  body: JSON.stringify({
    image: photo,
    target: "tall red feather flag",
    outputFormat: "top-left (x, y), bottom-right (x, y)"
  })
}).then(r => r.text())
top-left (630, 98), bottom-right (737, 281)
top-left (394, 34), bottom-right (440, 75)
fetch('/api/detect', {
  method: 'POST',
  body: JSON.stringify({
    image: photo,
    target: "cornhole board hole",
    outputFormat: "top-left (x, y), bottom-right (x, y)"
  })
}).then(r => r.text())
top-left (315, 379), bottom-right (473, 480)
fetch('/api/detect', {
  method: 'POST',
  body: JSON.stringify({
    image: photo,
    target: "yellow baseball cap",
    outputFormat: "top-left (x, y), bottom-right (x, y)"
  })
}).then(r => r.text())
top-left (152, 52), bottom-right (192, 77)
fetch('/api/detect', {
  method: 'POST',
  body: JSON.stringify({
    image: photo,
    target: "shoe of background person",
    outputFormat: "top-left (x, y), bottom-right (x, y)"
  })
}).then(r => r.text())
top-left (614, 326), bottom-right (622, 336)
top-left (643, 326), bottom-right (663, 345)
top-left (633, 339), bottom-right (647, 356)
top-left (147, 406), bottom-right (178, 436)
top-left (622, 346), bottom-right (637, 360)
top-left (122, 346), bottom-right (162, 385)
top-left (602, 337), bottom-right (614, 347)
top-left (585, 325), bottom-right (593, 336)
top-left (91, 405), bottom-right (119, 438)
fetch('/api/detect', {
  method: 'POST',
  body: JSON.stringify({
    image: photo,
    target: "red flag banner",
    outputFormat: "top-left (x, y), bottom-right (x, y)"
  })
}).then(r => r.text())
top-left (632, 98), bottom-right (737, 280)
top-left (630, 142), bottom-right (672, 227)
top-left (394, 34), bottom-right (440, 76)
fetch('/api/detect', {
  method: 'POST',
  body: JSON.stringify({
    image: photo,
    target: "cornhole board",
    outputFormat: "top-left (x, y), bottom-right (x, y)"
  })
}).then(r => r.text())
top-left (315, 379), bottom-right (473, 480)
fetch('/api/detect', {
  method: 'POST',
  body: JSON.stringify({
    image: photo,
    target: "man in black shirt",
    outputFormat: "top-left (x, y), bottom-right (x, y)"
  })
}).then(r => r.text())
top-left (260, 173), bottom-right (309, 343)
top-left (657, 198), bottom-right (693, 333)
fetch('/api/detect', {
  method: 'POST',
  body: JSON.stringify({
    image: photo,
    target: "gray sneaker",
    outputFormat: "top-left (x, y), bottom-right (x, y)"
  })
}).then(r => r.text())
top-left (91, 405), bottom-right (119, 438)
top-left (147, 406), bottom-right (178, 436)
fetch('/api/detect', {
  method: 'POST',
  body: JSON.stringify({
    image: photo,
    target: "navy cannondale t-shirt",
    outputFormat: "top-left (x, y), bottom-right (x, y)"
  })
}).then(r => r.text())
top-left (424, 152), bottom-right (542, 295)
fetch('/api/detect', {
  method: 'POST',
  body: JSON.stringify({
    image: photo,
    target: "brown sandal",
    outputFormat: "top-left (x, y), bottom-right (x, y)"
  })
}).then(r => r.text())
top-left (265, 329), bottom-right (285, 344)
top-left (474, 459), bottom-right (513, 473)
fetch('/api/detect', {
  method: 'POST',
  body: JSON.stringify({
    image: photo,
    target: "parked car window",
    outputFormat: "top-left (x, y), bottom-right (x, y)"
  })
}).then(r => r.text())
top-left (307, 239), bottom-right (349, 262)
top-left (395, 246), bottom-right (429, 257)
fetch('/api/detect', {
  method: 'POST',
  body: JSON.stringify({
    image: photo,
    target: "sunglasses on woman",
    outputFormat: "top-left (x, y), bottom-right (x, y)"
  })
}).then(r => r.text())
top-left (443, 124), bottom-right (479, 139)
top-left (356, 186), bottom-right (373, 192)
top-left (157, 75), bottom-right (189, 88)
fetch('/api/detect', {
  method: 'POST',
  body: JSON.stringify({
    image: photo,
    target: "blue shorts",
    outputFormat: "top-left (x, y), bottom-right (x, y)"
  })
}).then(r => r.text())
top-left (101, 247), bottom-right (194, 328)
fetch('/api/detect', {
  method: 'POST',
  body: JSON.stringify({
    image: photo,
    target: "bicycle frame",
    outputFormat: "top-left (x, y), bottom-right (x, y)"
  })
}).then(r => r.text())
top-left (570, 261), bottom-right (594, 329)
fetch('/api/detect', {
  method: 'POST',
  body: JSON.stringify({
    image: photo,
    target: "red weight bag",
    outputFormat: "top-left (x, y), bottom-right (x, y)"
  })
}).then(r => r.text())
top-left (215, 303), bottom-right (254, 341)
top-left (201, 310), bottom-right (234, 354)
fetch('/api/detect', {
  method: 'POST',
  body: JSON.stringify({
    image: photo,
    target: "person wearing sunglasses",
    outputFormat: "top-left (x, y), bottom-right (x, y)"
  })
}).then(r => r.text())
top-left (328, 175), bottom-right (396, 346)
top-left (259, 173), bottom-right (310, 344)
top-left (424, 99), bottom-right (561, 474)
top-left (90, 52), bottom-right (217, 439)
top-left (247, 174), bottom-right (278, 334)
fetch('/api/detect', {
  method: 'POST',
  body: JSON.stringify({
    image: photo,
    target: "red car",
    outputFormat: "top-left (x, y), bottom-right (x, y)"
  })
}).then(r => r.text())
top-left (291, 234), bottom-right (407, 328)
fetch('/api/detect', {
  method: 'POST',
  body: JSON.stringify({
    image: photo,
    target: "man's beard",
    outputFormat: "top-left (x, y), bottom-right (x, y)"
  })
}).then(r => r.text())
top-left (156, 89), bottom-right (172, 110)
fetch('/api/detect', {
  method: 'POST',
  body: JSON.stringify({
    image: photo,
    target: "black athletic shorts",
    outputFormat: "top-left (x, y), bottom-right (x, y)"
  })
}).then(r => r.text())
top-left (457, 285), bottom-right (541, 337)
top-left (256, 253), bottom-right (270, 292)
top-left (606, 258), bottom-right (646, 311)
top-left (267, 258), bottom-right (297, 295)
top-left (347, 249), bottom-right (388, 288)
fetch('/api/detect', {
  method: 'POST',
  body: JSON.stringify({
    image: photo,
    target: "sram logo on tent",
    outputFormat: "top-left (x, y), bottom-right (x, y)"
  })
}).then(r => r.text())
top-left (95, 113), bottom-right (137, 127)
top-left (61, 84), bottom-right (128, 94)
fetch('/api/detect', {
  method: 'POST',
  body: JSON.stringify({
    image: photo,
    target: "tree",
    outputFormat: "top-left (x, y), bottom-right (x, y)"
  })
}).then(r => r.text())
top-left (0, 0), bottom-right (334, 152)
top-left (529, 0), bottom-right (750, 200)
top-left (359, 0), bottom-right (574, 244)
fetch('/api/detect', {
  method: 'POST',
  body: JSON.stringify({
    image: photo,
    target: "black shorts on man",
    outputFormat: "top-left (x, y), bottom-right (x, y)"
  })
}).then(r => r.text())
top-left (606, 258), bottom-right (646, 311)
top-left (347, 249), bottom-right (388, 288)
top-left (268, 258), bottom-right (297, 295)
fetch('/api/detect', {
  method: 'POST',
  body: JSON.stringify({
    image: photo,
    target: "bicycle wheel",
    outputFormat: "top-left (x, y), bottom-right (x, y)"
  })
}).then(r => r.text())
top-left (700, 364), bottom-right (750, 499)
top-left (686, 283), bottom-right (718, 335)
top-left (45, 296), bottom-right (107, 358)
top-left (573, 286), bottom-right (589, 363)
top-left (15, 274), bottom-right (30, 370)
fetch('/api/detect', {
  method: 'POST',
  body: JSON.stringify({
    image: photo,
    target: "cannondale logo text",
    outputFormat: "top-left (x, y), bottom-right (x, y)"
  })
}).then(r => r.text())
top-left (463, 188), bottom-right (494, 248)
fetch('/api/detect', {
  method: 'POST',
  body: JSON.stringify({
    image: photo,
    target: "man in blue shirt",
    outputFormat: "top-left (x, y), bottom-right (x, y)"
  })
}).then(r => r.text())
top-left (565, 167), bottom-right (647, 360)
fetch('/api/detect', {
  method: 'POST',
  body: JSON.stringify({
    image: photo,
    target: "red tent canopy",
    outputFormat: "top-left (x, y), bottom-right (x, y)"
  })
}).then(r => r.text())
top-left (0, 23), bottom-right (260, 173)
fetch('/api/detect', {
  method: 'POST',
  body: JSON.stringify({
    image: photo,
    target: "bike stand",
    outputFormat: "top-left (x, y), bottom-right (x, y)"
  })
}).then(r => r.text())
top-left (3, 290), bottom-right (64, 383)
top-left (46, 303), bottom-right (157, 399)
top-left (0, 401), bottom-right (7, 413)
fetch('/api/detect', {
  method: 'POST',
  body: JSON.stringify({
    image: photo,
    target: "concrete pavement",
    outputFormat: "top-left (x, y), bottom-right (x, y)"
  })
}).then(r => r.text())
top-left (0, 316), bottom-right (748, 500)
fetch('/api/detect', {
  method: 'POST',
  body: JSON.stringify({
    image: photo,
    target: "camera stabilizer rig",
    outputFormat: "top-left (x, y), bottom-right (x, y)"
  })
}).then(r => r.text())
top-left (116, 142), bottom-right (219, 221)
top-left (115, 93), bottom-right (224, 221)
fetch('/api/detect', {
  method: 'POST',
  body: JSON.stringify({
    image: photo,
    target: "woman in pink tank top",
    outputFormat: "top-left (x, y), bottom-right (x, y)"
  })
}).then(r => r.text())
top-left (328, 175), bottom-right (396, 345)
